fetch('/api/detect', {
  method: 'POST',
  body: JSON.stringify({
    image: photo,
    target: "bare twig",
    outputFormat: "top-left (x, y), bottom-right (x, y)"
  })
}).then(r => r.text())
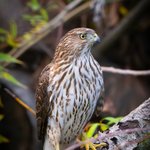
top-left (4, 88), bottom-right (36, 116)
top-left (102, 66), bottom-right (150, 76)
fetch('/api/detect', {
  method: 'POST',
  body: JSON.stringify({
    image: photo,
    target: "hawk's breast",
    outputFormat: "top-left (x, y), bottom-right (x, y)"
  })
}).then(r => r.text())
top-left (47, 54), bottom-right (103, 144)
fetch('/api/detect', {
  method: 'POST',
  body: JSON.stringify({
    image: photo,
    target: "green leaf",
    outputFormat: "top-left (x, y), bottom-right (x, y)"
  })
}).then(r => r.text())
top-left (30, 15), bottom-right (44, 25)
top-left (23, 14), bottom-right (33, 21)
top-left (101, 116), bottom-right (123, 126)
top-left (0, 28), bottom-right (7, 34)
top-left (10, 21), bottom-right (17, 38)
top-left (6, 34), bottom-right (19, 47)
top-left (32, 15), bottom-right (44, 20)
top-left (27, 0), bottom-right (41, 11)
top-left (0, 114), bottom-right (4, 121)
top-left (0, 135), bottom-right (9, 143)
top-left (23, 14), bottom-right (43, 25)
top-left (5, 34), bottom-right (15, 47)
top-left (0, 71), bottom-right (26, 88)
top-left (40, 8), bottom-right (49, 21)
top-left (0, 53), bottom-right (23, 64)
top-left (86, 123), bottom-right (99, 138)
top-left (100, 123), bottom-right (109, 131)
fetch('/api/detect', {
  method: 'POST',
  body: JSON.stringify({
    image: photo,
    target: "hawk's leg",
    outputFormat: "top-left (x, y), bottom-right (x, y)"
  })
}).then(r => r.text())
top-left (44, 125), bottom-right (60, 150)
top-left (78, 123), bottom-right (107, 150)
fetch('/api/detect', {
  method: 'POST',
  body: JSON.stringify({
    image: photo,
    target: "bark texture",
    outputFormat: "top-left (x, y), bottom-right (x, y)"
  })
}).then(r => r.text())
top-left (100, 98), bottom-right (150, 150)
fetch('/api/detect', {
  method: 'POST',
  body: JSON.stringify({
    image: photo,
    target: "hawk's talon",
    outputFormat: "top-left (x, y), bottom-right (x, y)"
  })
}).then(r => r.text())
top-left (79, 132), bottom-right (107, 150)
top-left (84, 141), bottom-right (107, 150)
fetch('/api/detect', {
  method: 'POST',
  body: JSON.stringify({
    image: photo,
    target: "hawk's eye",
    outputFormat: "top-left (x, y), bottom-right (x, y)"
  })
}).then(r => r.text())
top-left (79, 33), bottom-right (87, 40)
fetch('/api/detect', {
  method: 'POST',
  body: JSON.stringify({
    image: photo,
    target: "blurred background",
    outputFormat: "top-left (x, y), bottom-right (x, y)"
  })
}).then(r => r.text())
top-left (0, 0), bottom-right (150, 150)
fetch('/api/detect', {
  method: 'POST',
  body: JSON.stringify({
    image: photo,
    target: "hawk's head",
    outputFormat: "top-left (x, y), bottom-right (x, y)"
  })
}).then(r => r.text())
top-left (54, 28), bottom-right (100, 61)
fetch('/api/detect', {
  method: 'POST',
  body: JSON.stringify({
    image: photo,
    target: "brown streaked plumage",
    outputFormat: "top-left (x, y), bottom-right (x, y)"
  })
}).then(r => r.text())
top-left (35, 28), bottom-right (104, 150)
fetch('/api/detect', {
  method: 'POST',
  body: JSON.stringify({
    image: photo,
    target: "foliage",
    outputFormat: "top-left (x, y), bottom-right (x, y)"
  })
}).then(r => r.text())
top-left (0, 45), bottom-right (25, 144)
top-left (0, 1), bottom-right (49, 87)
top-left (82, 117), bottom-right (123, 140)
top-left (0, 53), bottom-right (25, 88)
top-left (23, 0), bottom-right (49, 26)
top-left (0, 0), bottom-right (49, 49)
top-left (0, 22), bottom-right (25, 144)
top-left (0, 22), bottom-right (19, 47)
top-left (0, 114), bottom-right (4, 121)
top-left (0, 99), bottom-right (9, 144)
top-left (80, 117), bottom-right (122, 149)
top-left (100, 116), bottom-right (123, 131)
top-left (0, 135), bottom-right (9, 144)
top-left (0, 70), bottom-right (25, 88)
top-left (27, 0), bottom-right (41, 11)
top-left (0, 53), bottom-right (22, 64)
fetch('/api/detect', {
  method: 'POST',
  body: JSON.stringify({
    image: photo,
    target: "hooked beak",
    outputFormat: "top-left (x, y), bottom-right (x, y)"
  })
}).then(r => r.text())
top-left (93, 33), bottom-right (100, 44)
top-left (92, 33), bottom-right (100, 46)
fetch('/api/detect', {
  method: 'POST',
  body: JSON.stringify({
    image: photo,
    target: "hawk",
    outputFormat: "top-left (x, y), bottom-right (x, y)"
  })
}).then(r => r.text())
top-left (35, 28), bottom-right (104, 150)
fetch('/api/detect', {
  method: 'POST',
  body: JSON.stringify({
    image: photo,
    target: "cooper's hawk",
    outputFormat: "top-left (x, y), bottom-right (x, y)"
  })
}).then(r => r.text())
top-left (35, 28), bottom-right (104, 150)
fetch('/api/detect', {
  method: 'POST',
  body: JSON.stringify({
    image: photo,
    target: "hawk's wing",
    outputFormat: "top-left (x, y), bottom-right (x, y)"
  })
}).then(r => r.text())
top-left (35, 64), bottom-right (51, 140)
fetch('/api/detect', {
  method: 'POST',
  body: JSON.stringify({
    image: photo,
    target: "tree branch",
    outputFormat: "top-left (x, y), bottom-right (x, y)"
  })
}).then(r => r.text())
top-left (4, 88), bottom-right (36, 116)
top-left (100, 98), bottom-right (150, 150)
top-left (102, 66), bottom-right (150, 76)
